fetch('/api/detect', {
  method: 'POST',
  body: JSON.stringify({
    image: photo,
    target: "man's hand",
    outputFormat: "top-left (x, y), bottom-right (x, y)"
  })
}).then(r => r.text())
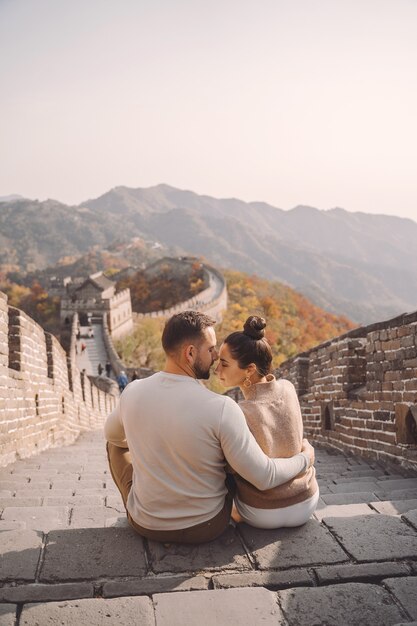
top-left (301, 438), bottom-right (315, 468)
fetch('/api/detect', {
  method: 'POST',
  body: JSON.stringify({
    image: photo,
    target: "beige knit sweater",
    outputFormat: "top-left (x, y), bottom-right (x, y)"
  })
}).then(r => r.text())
top-left (234, 375), bottom-right (318, 509)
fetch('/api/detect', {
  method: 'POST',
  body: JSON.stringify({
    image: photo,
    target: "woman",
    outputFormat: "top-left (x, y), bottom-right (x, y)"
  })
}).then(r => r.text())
top-left (215, 315), bottom-right (319, 529)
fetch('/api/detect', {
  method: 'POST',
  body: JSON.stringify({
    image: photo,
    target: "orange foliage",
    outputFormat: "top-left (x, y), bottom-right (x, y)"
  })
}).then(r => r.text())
top-left (217, 270), bottom-right (356, 368)
top-left (1, 280), bottom-right (61, 336)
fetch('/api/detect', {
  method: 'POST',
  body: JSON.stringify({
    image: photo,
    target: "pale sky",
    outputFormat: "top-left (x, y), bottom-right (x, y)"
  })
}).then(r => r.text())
top-left (1, 0), bottom-right (416, 220)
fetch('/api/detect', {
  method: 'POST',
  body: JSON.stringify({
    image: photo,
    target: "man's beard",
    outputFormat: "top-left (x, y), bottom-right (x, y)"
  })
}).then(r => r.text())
top-left (193, 356), bottom-right (212, 380)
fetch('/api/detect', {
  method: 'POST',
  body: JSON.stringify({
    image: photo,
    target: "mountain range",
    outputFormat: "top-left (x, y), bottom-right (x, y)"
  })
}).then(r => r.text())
top-left (1, 184), bottom-right (416, 324)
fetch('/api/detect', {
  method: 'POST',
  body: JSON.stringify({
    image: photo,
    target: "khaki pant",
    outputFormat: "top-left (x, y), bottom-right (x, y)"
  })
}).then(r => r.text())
top-left (106, 442), bottom-right (234, 544)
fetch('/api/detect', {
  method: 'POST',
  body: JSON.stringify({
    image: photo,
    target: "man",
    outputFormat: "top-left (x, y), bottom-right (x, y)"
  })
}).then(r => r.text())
top-left (105, 311), bottom-right (313, 544)
top-left (117, 370), bottom-right (128, 392)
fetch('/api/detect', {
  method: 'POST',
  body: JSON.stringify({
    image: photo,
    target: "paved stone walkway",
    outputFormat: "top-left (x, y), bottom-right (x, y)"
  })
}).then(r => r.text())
top-left (1, 430), bottom-right (417, 625)
top-left (75, 324), bottom-right (109, 377)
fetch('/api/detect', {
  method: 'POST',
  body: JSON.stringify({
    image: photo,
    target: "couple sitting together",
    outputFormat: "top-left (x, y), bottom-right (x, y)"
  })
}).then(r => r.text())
top-left (105, 311), bottom-right (319, 544)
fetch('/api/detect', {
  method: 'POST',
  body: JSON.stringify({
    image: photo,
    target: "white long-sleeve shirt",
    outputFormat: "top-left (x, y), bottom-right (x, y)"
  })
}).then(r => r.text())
top-left (104, 372), bottom-right (308, 530)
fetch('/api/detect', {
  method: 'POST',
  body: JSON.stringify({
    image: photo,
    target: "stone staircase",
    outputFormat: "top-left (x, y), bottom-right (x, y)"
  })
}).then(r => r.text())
top-left (76, 323), bottom-right (112, 378)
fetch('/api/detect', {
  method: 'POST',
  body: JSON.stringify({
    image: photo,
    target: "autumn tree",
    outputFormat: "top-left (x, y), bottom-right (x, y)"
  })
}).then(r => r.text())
top-left (1, 280), bottom-right (61, 335)
top-left (115, 318), bottom-right (165, 370)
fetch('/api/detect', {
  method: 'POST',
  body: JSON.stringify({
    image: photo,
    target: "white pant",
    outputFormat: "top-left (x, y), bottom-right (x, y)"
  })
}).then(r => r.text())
top-left (235, 489), bottom-right (320, 529)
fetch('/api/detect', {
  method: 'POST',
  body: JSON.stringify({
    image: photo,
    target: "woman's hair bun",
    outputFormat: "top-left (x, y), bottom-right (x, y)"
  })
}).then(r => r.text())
top-left (243, 315), bottom-right (266, 340)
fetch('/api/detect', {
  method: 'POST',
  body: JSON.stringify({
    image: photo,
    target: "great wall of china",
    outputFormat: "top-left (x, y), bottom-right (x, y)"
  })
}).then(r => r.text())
top-left (0, 260), bottom-right (228, 466)
top-left (1, 257), bottom-right (416, 470)
top-left (276, 310), bottom-right (417, 469)
top-left (0, 292), bottom-right (117, 466)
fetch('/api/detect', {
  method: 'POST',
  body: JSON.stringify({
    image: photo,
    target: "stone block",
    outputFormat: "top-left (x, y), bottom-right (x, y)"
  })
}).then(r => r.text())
top-left (0, 521), bottom-right (26, 530)
top-left (19, 597), bottom-right (155, 626)
top-left (105, 494), bottom-right (125, 512)
top-left (371, 500), bottom-right (417, 515)
top-left (49, 480), bottom-right (80, 490)
top-left (314, 503), bottom-right (375, 521)
top-left (0, 479), bottom-right (29, 491)
top-left (153, 587), bottom-right (284, 626)
top-left (278, 582), bottom-right (404, 626)
top-left (104, 516), bottom-right (129, 528)
top-left (0, 582), bottom-right (93, 603)
top-left (403, 508), bottom-right (417, 530)
top-left (328, 481), bottom-right (378, 493)
top-left (314, 561), bottom-right (410, 584)
top-left (40, 527), bottom-right (147, 582)
top-left (21, 481), bottom-right (50, 490)
top-left (335, 475), bottom-right (384, 483)
top-left (1, 506), bottom-right (69, 531)
top-left (0, 530), bottom-right (42, 582)
top-left (43, 495), bottom-right (105, 506)
top-left (0, 498), bottom-right (42, 507)
top-left (383, 576), bottom-right (417, 619)
top-left (148, 526), bottom-right (250, 574)
top-left (376, 489), bottom-right (417, 501)
top-left (345, 468), bottom-right (385, 478)
top-left (82, 471), bottom-right (108, 480)
top-left (375, 478), bottom-right (417, 492)
top-left (324, 515), bottom-right (417, 561)
top-left (321, 492), bottom-right (377, 505)
top-left (238, 519), bottom-right (348, 570)
top-left (51, 464), bottom-right (86, 473)
top-left (103, 575), bottom-right (209, 597)
top-left (345, 465), bottom-right (384, 482)
top-left (69, 506), bottom-right (119, 528)
top-left (76, 479), bottom-right (105, 489)
top-left (12, 489), bottom-right (56, 498)
top-left (213, 569), bottom-right (313, 590)
top-left (0, 605), bottom-right (16, 626)
top-left (73, 487), bottom-right (106, 496)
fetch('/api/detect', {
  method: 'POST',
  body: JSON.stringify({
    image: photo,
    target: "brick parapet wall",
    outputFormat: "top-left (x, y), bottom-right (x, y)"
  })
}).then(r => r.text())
top-left (0, 291), bottom-right (117, 467)
top-left (277, 311), bottom-right (417, 468)
top-left (102, 314), bottom-right (125, 378)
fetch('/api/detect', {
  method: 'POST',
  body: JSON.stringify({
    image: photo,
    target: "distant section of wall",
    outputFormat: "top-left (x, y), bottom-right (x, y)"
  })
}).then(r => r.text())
top-left (0, 291), bottom-right (117, 467)
top-left (277, 310), bottom-right (417, 469)
top-left (133, 262), bottom-right (228, 323)
top-left (106, 288), bottom-right (133, 339)
top-left (60, 273), bottom-right (133, 341)
top-left (102, 313), bottom-right (125, 378)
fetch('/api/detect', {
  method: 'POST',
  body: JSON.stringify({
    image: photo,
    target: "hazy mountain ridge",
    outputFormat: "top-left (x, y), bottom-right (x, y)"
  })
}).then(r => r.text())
top-left (1, 184), bottom-right (416, 323)
top-left (0, 194), bottom-right (25, 203)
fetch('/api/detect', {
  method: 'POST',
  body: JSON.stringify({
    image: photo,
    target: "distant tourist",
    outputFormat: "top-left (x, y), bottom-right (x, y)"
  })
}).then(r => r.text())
top-left (117, 371), bottom-right (129, 392)
top-left (81, 342), bottom-right (86, 353)
top-left (88, 327), bottom-right (94, 338)
top-left (215, 316), bottom-right (319, 528)
top-left (105, 361), bottom-right (111, 377)
top-left (105, 311), bottom-right (314, 543)
top-left (131, 370), bottom-right (138, 381)
top-left (98, 363), bottom-right (103, 376)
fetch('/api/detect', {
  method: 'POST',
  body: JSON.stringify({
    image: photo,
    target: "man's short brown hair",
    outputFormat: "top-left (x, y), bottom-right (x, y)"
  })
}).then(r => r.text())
top-left (162, 311), bottom-right (216, 355)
